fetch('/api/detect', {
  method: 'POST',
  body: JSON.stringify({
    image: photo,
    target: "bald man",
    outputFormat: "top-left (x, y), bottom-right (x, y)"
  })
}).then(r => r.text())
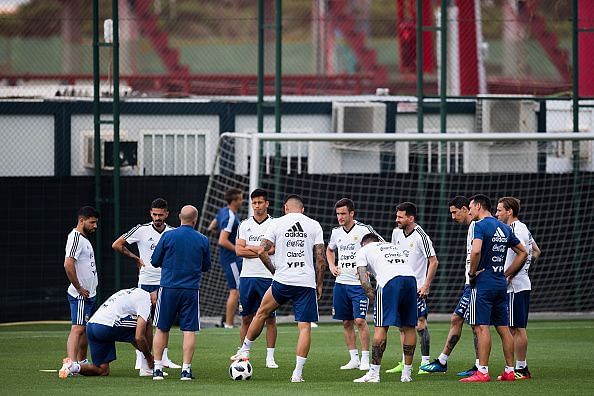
top-left (151, 205), bottom-right (211, 381)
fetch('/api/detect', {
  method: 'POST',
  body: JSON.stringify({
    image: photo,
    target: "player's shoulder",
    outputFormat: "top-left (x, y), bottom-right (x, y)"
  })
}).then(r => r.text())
top-left (413, 224), bottom-right (431, 238)
top-left (354, 220), bottom-right (375, 233)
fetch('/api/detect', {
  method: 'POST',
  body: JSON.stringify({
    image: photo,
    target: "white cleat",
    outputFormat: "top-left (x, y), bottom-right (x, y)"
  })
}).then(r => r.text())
top-left (266, 360), bottom-right (279, 369)
top-left (310, 322), bottom-right (319, 328)
top-left (401, 375), bottom-right (412, 383)
top-left (58, 358), bottom-right (73, 379)
top-left (291, 376), bottom-right (305, 382)
top-left (359, 361), bottom-right (370, 371)
top-left (353, 372), bottom-right (380, 383)
top-left (230, 349), bottom-right (250, 361)
top-left (340, 360), bottom-right (361, 370)
top-left (164, 360), bottom-right (181, 369)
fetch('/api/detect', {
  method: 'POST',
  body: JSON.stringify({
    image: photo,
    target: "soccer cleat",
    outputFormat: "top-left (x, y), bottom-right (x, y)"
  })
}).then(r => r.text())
top-left (420, 359), bottom-right (447, 373)
top-left (496, 371), bottom-right (515, 381)
top-left (180, 369), bottom-right (194, 381)
top-left (58, 358), bottom-right (73, 379)
top-left (78, 359), bottom-right (89, 364)
top-left (141, 368), bottom-right (168, 377)
top-left (153, 369), bottom-right (165, 380)
top-left (457, 365), bottom-right (478, 377)
top-left (340, 360), bottom-right (361, 370)
top-left (385, 361), bottom-right (404, 373)
top-left (230, 349), bottom-right (250, 361)
top-left (401, 375), bottom-right (413, 383)
top-left (418, 367), bottom-right (429, 375)
top-left (459, 371), bottom-right (491, 382)
top-left (514, 367), bottom-right (531, 380)
top-left (266, 360), bottom-right (279, 369)
top-left (164, 360), bottom-right (181, 369)
top-left (291, 376), bottom-right (305, 383)
top-left (359, 361), bottom-right (370, 371)
top-left (353, 372), bottom-right (380, 383)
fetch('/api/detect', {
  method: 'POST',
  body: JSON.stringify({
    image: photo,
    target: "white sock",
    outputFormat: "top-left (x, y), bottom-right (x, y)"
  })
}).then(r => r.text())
top-left (135, 350), bottom-right (143, 369)
top-left (475, 358), bottom-right (480, 368)
top-left (369, 364), bottom-right (380, 376)
top-left (293, 356), bottom-right (307, 378)
top-left (421, 355), bottom-right (430, 365)
top-left (349, 349), bottom-right (360, 362)
top-left (154, 360), bottom-right (164, 371)
top-left (402, 364), bottom-right (412, 378)
top-left (71, 362), bottom-right (81, 373)
top-left (140, 354), bottom-right (150, 370)
top-left (182, 363), bottom-right (191, 371)
top-left (505, 365), bottom-right (514, 374)
top-left (438, 353), bottom-right (449, 365)
top-left (242, 338), bottom-right (254, 351)
top-left (516, 360), bottom-right (526, 369)
top-left (163, 347), bottom-right (170, 362)
top-left (401, 353), bottom-right (405, 364)
top-left (478, 365), bottom-right (488, 374)
top-left (266, 348), bottom-right (275, 361)
top-left (361, 350), bottom-right (370, 363)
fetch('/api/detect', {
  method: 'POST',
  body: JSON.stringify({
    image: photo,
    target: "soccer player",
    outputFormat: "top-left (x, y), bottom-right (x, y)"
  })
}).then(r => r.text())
top-left (208, 188), bottom-right (244, 329)
top-left (235, 188), bottom-right (278, 369)
top-left (151, 205), bottom-right (211, 381)
top-left (386, 202), bottom-right (438, 375)
top-left (496, 197), bottom-right (541, 380)
top-left (460, 194), bottom-right (528, 383)
top-left (63, 206), bottom-right (100, 366)
top-left (328, 198), bottom-right (380, 371)
top-left (58, 288), bottom-right (155, 378)
top-left (112, 198), bottom-right (180, 374)
top-left (420, 196), bottom-right (480, 376)
top-left (230, 194), bottom-right (326, 383)
top-left (353, 233), bottom-right (417, 383)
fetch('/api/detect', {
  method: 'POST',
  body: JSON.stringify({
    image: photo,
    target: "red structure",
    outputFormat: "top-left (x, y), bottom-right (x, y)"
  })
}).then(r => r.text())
top-left (579, 0), bottom-right (594, 96)
top-left (396, 0), bottom-right (435, 74)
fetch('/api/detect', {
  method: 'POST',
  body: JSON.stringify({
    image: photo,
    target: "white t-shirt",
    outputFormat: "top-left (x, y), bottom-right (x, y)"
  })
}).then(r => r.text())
top-left (65, 229), bottom-right (98, 298)
top-left (89, 288), bottom-right (151, 327)
top-left (263, 212), bottom-right (324, 289)
top-left (464, 221), bottom-right (476, 285)
top-left (237, 215), bottom-right (274, 278)
top-left (123, 222), bottom-right (174, 285)
top-left (328, 221), bottom-right (381, 286)
top-left (505, 220), bottom-right (534, 292)
top-left (355, 242), bottom-right (415, 288)
top-left (391, 224), bottom-right (436, 288)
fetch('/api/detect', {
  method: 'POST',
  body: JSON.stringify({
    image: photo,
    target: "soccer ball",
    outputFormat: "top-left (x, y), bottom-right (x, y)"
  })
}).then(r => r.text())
top-left (229, 359), bottom-right (253, 380)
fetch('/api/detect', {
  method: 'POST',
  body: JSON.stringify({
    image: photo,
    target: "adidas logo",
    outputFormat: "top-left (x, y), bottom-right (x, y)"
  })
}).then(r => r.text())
top-left (285, 222), bottom-right (307, 237)
top-left (491, 227), bottom-right (508, 243)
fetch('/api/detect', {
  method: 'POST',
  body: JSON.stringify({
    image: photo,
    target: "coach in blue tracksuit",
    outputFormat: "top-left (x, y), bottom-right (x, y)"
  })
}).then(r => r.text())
top-left (150, 205), bottom-right (211, 381)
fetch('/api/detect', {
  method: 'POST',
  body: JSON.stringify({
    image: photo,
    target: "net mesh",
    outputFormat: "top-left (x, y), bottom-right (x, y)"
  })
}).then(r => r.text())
top-left (198, 133), bottom-right (594, 318)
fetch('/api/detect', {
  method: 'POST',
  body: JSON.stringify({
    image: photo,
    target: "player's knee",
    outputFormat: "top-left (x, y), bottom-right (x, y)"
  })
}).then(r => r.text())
top-left (265, 317), bottom-right (276, 326)
top-left (99, 365), bottom-right (110, 376)
top-left (342, 320), bottom-right (354, 330)
top-left (242, 315), bottom-right (253, 326)
top-left (354, 318), bottom-right (367, 329)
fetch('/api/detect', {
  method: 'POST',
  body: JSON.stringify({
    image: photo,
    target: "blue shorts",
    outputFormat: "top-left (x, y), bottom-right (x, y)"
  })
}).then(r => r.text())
top-left (271, 281), bottom-right (319, 323)
top-left (221, 259), bottom-right (242, 290)
top-left (374, 276), bottom-right (417, 328)
top-left (453, 285), bottom-right (471, 321)
top-left (155, 287), bottom-right (200, 332)
top-left (86, 322), bottom-right (135, 366)
top-left (508, 290), bottom-right (530, 328)
top-left (332, 283), bottom-right (369, 321)
top-left (68, 294), bottom-right (96, 326)
top-left (417, 296), bottom-right (428, 318)
top-left (468, 288), bottom-right (508, 326)
top-left (239, 277), bottom-right (275, 317)
top-left (140, 284), bottom-right (160, 293)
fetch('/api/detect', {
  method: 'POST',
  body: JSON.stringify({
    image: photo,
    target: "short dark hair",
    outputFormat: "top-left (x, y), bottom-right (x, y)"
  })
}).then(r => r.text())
top-left (469, 194), bottom-right (492, 212)
top-left (448, 196), bottom-right (470, 210)
top-left (250, 188), bottom-right (268, 201)
top-left (361, 232), bottom-right (380, 245)
top-left (334, 198), bottom-right (355, 212)
top-left (396, 201), bottom-right (417, 219)
top-left (224, 188), bottom-right (243, 204)
top-left (498, 196), bottom-right (521, 217)
top-left (284, 194), bottom-right (304, 205)
top-left (151, 198), bottom-right (168, 210)
top-left (78, 206), bottom-right (99, 219)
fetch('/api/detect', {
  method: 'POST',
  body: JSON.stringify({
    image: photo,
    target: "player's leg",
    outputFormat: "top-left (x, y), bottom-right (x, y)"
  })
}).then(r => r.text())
top-left (290, 286), bottom-right (318, 382)
top-left (240, 314), bottom-right (253, 343)
top-left (61, 322), bottom-right (112, 378)
top-left (354, 326), bottom-right (387, 383)
top-left (511, 290), bottom-right (531, 379)
top-left (265, 316), bottom-right (278, 368)
top-left (224, 260), bottom-right (242, 328)
top-left (177, 289), bottom-right (201, 380)
top-left (416, 296), bottom-right (430, 373)
top-left (398, 276), bottom-right (418, 382)
top-left (460, 288), bottom-right (492, 382)
top-left (152, 287), bottom-right (177, 380)
top-left (354, 318), bottom-right (370, 370)
top-left (66, 325), bottom-right (85, 362)
top-left (77, 331), bottom-right (88, 362)
top-left (333, 283), bottom-right (359, 369)
top-left (349, 285), bottom-right (370, 370)
top-left (491, 289), bottom-right (515, 382)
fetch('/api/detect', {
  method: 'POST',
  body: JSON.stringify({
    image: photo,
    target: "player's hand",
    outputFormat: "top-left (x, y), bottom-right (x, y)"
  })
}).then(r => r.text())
top-left (329, 265), bottom-right (341, 277)
top-left (468, 269), bottom-right (485, 287)
top-left (77, 287), bottom-right (90, 299)
top-left (136, 258), bottom-right (145, 269)
top-left (418, 284), bottom-right (430, 299)
top-left (316, 285), bottom-right (323, 300)
top-left (366, 291), bottom-right (375, 304)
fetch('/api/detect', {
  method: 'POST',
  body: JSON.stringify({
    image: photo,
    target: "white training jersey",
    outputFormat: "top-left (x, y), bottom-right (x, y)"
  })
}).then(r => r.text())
top-left (123, 222), bottom-right (175, 285)
top-left (464, 221), bottom-right (476, 285)
top-left (356, 242), bottom-right (415, 288)
top-left (65, 229), bottom-right (98, 298)
top-left (505, 220), bottom-right (533, 292)
top-left (237, 215), bottom-right (274, 278)
top-left (263, 212), bottom-right (324, 289)
top-left (89, 288), bottom-right (151, 328)
top-left (391, 224), bottom-right (436, 288)
top-left (328, 221), bottom-right (381, 286)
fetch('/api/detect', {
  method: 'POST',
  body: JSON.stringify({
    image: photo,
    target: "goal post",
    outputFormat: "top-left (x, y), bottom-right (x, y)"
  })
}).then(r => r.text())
top-left (199, 131), bottom-right (594, 321)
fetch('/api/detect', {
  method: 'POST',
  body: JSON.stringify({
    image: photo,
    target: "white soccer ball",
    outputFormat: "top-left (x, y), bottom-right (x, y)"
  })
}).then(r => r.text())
top-left (229, 359), bottom-right (253, 380)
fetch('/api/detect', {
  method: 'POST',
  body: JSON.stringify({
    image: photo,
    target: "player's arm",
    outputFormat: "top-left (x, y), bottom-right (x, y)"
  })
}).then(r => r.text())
top-left (357, 266), bottom-right (375, 302)
top-left (218, 230), bottom-right (236, 252)
top-left (419, 255), bottom-right (439, 299)
top-left (257, 238), bottom-right (276, 275)
top-left (133, 316), bottom-right (154, 369)
top-left (112, 236), bottom-right (144, 269)
top-left (326, 246), bottom-right (340, 277)
top-left (206, 218), bottom-right (217, 235)
top-left (64, 257), bottom-right (90, 298)
top-left (531, 239), bottom-right (541, 265)
top-left (236, 238), bottom-right (259, 258)
top-left (468, 239), bottom-right (484, 286)
top-left (314, 243), bottom-right (326, 300)
top-left (504, 242), bottom-right (528, 279)
top-left (150, 236), bottom-right (166, 268)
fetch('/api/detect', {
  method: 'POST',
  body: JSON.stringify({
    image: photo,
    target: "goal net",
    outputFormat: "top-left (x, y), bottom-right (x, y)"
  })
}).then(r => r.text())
top-left (199, 132), bottom-right (594, 320)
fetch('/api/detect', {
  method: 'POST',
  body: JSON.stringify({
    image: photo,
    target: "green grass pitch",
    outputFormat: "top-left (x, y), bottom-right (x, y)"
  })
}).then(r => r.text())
top-left (1, 320), bottom-right (593, 395)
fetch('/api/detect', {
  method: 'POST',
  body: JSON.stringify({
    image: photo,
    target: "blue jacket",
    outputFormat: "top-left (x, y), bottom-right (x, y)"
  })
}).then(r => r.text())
top-left (151, 225), bottom-right (211, 289)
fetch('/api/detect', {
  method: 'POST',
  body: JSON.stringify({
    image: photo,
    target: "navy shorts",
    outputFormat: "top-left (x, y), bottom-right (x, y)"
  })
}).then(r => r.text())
top-left (508, 290), bottom-right (530, 328)
top-left (417, 295), bottom-right (428, 318)
top-left (271, 281), bottom-right (319, 323)
top-left (68, 294), bottom-right (96, 326)
top-left (239, 277), bottom-right (275, 317)
top-left (332, 283), bottom-right (369, 321)
top-left (453, 285), bottom-right (472, 321)
top-left (155, 287), bottom-right (200, 332)
top-left (468, 288), bottom-right (508, 326)
top-left (374, 276), bottom-right (417, 328)
top-left (86, 322), bottom-right (135, 366)
top-left (221, 259), bottom-right (242, 290)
